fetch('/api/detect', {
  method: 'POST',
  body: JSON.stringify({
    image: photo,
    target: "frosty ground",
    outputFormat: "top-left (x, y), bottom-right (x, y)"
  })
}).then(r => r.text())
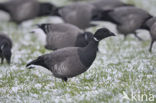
top-left (0, 0), bottom-right (156, 103)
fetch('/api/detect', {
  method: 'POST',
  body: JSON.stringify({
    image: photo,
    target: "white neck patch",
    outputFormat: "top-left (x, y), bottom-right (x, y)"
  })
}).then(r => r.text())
top-left (93, 37), bottom-right (99, 42)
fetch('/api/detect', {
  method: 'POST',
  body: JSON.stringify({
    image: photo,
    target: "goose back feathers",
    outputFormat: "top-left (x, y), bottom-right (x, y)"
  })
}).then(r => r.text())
top-left (57, 2), bottom-right (96, 29)
top-left (38, 23), bottom-right (93, 50)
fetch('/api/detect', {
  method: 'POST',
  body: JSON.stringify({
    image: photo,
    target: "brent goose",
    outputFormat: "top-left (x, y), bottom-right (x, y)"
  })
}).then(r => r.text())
top-left (37, 23), bottom-right (93, 50)
top-left (26, 28), bottom-right (115, 81)
top-left (92, 6), bottom-right (152, 40)
top-left (53, 2), bottom-right (97, 29)
top-left (0, 0), bottom-right (56, 24)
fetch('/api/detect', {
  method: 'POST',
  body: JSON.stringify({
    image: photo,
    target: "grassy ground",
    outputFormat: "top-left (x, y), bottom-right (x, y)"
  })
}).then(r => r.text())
top-left (0, 0), bottom-right (156, 103)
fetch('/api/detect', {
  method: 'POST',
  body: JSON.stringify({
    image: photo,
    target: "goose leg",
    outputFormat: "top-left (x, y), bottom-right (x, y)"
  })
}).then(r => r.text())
top-left (134, 32), bottom-right (143, 41)
top-left (1, 57), bottom-right (4, 64)
top-left (149, 40), bottom-right (154, 52)
top-left (123, 35), bottom-right (128, 40)
top-left (62, 77), bottom-right (68, 82)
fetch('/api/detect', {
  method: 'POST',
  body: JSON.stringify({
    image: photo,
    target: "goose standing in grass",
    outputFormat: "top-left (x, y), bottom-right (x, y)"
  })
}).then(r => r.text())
top-left (37, 23), bottom-right (93, 50)
top-left (92, 6), bottom-right (152, 40)
top-left (26, 28), bottom-right (115, 82)
top-left (53, 2), bottom-right (97, 29)
top-left (0, 33), bottom-right (12, 64)
top-left (0, 0), bottom-right (56, 24)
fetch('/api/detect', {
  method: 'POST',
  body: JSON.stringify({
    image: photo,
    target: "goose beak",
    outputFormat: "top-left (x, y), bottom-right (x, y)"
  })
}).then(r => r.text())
top-left (26, 59), bottom-right (37, 68)
top-left (110, 32), bottom-right (116, 36)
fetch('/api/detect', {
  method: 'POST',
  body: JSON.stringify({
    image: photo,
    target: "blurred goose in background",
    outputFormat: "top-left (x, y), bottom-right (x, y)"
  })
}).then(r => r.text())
top-left (93, 6), bottom-right (152, 40)
top-left (0, 33), bottom-right (12, 64)
top-left (149, 22), bottom-right (156, 52)
top-left (90, 0), bottom-right (132, 11)
top-left (37, 23), bottom-right (93, 50)
top-left (53, 2), bottom-right (97, 29)
top-left (0, 0), bottom-right (56, 24)
top-left (142, 17), bottom-right (156, 52)
top-left (26, 28), bottom-right (115, 82)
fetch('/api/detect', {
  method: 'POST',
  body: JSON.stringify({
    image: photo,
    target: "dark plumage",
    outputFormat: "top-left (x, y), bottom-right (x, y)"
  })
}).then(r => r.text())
top-left (37, 23), bottom-right (93, 50)
top-left (93, 6), bottom-right (152, 40)
top-left (26, 28), bottom-right (115, 81)
top-left (53, 2), bottom-right (97, 29)
top-left (0, 0), bottom-right (56, 24)
top-left (0, 33), bottom-right (12, 64)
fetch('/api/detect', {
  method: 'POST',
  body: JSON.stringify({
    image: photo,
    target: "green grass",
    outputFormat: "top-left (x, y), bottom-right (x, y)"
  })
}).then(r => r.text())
top-left (0, 23), bottom-right (155, 103)
top-left (0, 0), bottom-right (156, 103)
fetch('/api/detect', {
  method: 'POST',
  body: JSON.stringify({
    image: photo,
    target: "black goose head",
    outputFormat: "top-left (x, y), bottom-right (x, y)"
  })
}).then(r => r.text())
top-left (37, 23), bottom-right (51, 34)
top-left (91, 9), bottom-right (120, 25)
top-left (94, 28), bottom-right (115, 41)
top-left (51, 7), bottom-right (63, 17)
top-left (0, 40), bottom-right (12, 64)
top-left (91, 9), bottom-right (104, 20)
top-left (26, 56), bottom-right (48, 69)
top-left (38, 3), bottom-right (57, 16)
